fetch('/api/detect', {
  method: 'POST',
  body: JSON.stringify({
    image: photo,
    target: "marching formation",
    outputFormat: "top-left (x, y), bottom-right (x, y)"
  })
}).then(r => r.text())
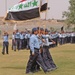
top-left (26, 27), bottom-right (57, 74)
top-left (1, 27), bottom-right (75, 74)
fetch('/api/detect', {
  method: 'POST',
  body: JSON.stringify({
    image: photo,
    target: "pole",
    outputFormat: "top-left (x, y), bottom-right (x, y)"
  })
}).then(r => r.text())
top-left (38, 0), bottom-right (42, 34)
top-left (5, 0), bottom-right (8, 32)
top-left (43, 0), bottom-right (48, 31)
top-left (5, 0), bottom-right (7, 13)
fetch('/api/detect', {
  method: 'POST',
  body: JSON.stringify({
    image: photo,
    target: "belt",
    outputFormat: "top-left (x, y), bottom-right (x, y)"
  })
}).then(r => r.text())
top-left (15, 38), bottom-right (20, 40)
top-left (34, 48), bottom-right (39, 50)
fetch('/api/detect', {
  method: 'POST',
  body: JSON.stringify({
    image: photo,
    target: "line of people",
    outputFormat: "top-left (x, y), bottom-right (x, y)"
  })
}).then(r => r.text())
top-left (49, 31), bottom-right (75, 48)
top-left (58, 32), bottom-right (75, 45)
top-left (1, 27), bottom-right (75, 74)
top-left (1, 28), bottom-right (75, 55)
top-left (12, 29), bottom-right (31, 51)
top-left (12, 29), bottom-right (75, 53)
top-left (26, 27), bottom-right (57, 74)
top-left (1, 29), bottom-right (31, 54)
top-left (1, 28), bottom-right (57, 74)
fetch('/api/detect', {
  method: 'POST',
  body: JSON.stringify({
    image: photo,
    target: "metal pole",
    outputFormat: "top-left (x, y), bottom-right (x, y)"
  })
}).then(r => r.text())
top-left (43, 0), bottom-right (48, 30)
top-left (5, 0), bottom-right (8, 32)
top-left (5, 0), bottom-right (7, 13)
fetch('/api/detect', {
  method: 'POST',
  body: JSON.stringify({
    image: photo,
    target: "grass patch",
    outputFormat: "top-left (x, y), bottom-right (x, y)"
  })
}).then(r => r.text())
top-left (0, 44), bottom-right (75, 75)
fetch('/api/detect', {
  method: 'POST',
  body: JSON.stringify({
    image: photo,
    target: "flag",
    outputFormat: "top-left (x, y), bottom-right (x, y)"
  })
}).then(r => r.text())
top-left (40, 0), bottom-right (47, 11)
top-left (5, 0), bottom-right (40, 21)
top-left (19, 0), bottom-right (26, 3)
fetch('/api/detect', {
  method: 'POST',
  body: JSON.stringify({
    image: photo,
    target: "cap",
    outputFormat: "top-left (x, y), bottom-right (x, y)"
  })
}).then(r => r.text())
top-left (40, 28), bottom-right (44, 31)
top-left (45, 29), bottom-right (49, 32)
top-left (32, 28), bottom-right (38, 33)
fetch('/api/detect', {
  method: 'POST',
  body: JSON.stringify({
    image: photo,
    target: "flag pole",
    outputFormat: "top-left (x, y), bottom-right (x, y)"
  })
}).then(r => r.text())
top-left (5, 0), bottom-right (8, 32)
top-left (5, 0), bottom-right (7, 13)
top-left (38, 0), bottom-right (42, 34)
top-left (43, 0), bottom-right (48, 32)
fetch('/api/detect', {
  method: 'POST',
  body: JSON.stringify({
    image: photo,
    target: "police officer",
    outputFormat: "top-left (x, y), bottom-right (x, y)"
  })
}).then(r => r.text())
top-left (26, 30), bottom-right (31, 49)
top-left (15, 29), bottom-right (20, 50)
top-left (31, 28), bottom-right (44, 72)
top-left (2, 32), bottom-right (9, 55)
top-left (42, 29), bottom-right (57, 70)
top-left (12, 32), bottom-right (16, 51)
top-left (26, 28), bottom-right (49, 74)
top-left (20, 31), bottom-right (24, 49)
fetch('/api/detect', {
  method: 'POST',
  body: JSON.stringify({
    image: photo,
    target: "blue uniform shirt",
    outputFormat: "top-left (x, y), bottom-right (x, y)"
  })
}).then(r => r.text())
top-left (27, 34), bottom-right (31, 39)
top-left (20, 34), bottom-right (24, 39)
top-left (29, 34), bottom-right (40, 53)
top-left (15, 32), bottom-right (20, 39)
top-left (37, 35), bottom-right (43, 47)
top-left (42, 34), bottom-right (53, 46)
top-left (3, 35), bottom-right (8, 42)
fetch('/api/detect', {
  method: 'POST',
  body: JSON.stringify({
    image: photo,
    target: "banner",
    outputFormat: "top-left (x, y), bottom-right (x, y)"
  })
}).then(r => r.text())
top-left (5, 0), bottom-right (40, 21)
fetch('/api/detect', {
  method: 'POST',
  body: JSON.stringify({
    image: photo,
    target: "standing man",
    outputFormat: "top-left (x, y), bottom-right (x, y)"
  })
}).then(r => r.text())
top-left (15, 29), bottom-right (20, 50)
top-left (26, 28), bottom-right (49, 74)
top-left (2, 32), bottom-right (9, 55)
top-left (42, 29), bottom-right (57, 70)
top-left (12, 32), bottom-right (16, 51)
top-left (20, 31), bottom-right (24, 49)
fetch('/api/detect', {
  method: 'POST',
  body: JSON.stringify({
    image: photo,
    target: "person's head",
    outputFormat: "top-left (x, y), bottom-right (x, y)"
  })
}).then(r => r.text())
top-left (13, 32), bottom-right (15, 34)
top-left (4, 32), bottom-right (8, 36)
top-left (32, 28), bottom-right (38, 35)
top-left (40, 28), bottom-right (45, 34)
top-left (36, 27), bottom-right (40, 33)
top-left (45, 29), bottom-right (49, 34)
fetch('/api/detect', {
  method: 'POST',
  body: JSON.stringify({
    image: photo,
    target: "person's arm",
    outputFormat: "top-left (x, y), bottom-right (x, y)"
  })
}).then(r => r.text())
top-left (29, 37), bottom-right (35, 55)
top-left (50, 39), bottom-right (56, 44)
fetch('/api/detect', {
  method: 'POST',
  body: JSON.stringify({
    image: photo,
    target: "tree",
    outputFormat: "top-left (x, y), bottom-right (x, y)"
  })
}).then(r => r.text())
top-left (0, 30), bottom-right (1, 38)
top-left (62, 0), bottom-right (75, 26)
top-left (50, 27), bottom-right (55, 32)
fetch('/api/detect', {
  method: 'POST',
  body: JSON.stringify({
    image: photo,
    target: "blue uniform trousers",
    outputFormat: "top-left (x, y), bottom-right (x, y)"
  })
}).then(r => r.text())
top-left (15, 38), bottom-right (20, 50)
top-left (26, 48), bottom-right (48, 73)
top-left (43, 46), bottom-right (56, 69)
top-left (2, 42), bottom-right (9, 54)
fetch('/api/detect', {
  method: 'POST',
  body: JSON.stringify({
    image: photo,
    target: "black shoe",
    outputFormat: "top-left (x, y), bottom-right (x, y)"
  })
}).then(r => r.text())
top-left (2, 52), bottom-right (4, 55)
top-left (47, 68), bottom-right (53, 71)
top-left (37, 69), bottom-right (41, 71)
top-left (51, 67), bottom-right (57, 71)
top-left (14, 50), bottom-right (16, 51)
top-left (34, 69), bottom-right (41, 72)
top-left (44, 70), bottom-right (50, 73)
top-left (26, 71), bottom-right (33, 74)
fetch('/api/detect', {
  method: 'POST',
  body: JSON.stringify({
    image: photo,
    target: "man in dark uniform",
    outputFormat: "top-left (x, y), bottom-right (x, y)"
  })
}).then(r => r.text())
top-left (26, 28), bottom-right (49, 74)
top-left (42, 29), bottom-right (57, 70)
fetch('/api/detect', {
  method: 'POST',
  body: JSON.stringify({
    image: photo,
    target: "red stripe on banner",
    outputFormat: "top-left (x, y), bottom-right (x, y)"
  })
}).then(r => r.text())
top-left (19, 0), bottom-right (26, 3)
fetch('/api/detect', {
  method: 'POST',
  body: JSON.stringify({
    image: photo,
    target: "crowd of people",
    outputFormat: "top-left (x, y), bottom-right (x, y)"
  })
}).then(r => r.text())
top-left (1, 27), bottom-right (75, 74)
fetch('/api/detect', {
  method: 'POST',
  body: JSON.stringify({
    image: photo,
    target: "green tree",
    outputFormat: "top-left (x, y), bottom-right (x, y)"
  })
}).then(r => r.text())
top-left (50, 27), bottom-right (55, 32)
top-left (0, 30), bottom-right (1, 38)
top-left (63, 0), bottom-right (75, 26)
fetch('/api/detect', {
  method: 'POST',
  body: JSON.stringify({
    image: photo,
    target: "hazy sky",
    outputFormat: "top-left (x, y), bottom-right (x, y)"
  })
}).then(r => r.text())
top-left (0, 0), bottom-right (70, 19)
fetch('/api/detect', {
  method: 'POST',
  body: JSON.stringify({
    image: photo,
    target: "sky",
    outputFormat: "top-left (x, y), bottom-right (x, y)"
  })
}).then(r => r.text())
top-left (0, 0), bottom-right (70, 19)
